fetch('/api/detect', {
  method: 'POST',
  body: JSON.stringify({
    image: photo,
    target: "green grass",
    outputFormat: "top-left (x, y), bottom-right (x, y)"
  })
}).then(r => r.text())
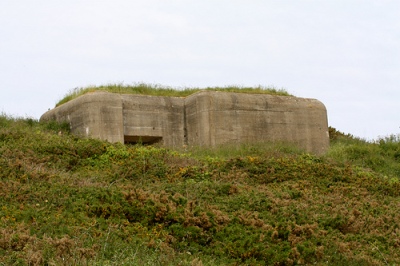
top-left (1, 114), bottom-right (400, 265)
top-left (327, 127), bottom-right (400, 179)
top-left (56, 83), bottom-right (291, 107)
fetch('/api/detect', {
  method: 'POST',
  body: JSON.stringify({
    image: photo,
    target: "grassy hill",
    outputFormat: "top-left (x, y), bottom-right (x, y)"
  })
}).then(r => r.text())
top-left (1, 114), bottom-right (400, 265)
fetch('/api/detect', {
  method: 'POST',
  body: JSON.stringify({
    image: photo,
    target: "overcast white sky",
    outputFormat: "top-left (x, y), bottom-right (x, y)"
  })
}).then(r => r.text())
top-left (1, 1), bottom-right (399, 140)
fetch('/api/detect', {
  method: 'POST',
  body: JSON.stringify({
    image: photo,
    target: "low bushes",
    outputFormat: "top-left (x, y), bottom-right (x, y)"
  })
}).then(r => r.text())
top-left (1, 116), bottom-right (399, 265)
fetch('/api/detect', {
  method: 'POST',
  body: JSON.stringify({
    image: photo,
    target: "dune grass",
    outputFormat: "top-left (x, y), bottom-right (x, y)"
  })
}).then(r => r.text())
top-left (1, 115), bottom-right (400, 265)
top-left (56, 83), bottom-right (291, 107)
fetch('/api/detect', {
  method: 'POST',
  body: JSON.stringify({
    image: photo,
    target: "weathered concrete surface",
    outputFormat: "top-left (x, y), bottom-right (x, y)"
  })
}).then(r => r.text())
top-left (40, 90), bottom-right (329, 154)
top-left (40, 91), bottom-right (185, 146)
top-left (121, 94), bottom-right (185, 147)
top-left (41, 92), bottom-right (124, 143)
top-left (185, 91), bottom-right (329, 154)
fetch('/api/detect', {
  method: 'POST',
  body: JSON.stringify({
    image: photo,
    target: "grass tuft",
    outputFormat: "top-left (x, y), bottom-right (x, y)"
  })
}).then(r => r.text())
top-left (55, 83), bottom-right (291, 107)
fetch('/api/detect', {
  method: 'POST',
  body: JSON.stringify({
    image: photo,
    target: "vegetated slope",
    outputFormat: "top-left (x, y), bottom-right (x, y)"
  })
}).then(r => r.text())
top-left (56, 83), bottom-right (291, 107)
top-left (1, 115), bottom-right (400, 265)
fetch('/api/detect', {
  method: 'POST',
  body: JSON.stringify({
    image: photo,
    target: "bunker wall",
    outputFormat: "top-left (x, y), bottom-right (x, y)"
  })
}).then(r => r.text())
top-left (184, 91), bottom-right (329, 154)
top-left (40, 90), bottom-right (329, 154)
top-left (121, 94), bottom-right (185, 146)
top-left (41, 92), bottom-right (124, 143)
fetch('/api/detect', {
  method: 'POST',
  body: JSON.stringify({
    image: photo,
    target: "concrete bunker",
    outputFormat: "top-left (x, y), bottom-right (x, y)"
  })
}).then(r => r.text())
top-left (40, 90), bottom-right (329, 154)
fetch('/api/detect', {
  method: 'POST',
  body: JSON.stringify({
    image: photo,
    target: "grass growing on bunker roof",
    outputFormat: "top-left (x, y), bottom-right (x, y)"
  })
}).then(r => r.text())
top-left (55, 83), bottom-right (291, 107)
top-left (1, 114), bottom-right (400, 265)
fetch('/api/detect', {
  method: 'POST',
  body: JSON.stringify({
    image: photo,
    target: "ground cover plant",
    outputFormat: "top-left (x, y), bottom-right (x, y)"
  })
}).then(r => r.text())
top-left (1, 114), bottom-right (400, 265)
top-left (56, 83), bottom-right (291, 107)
